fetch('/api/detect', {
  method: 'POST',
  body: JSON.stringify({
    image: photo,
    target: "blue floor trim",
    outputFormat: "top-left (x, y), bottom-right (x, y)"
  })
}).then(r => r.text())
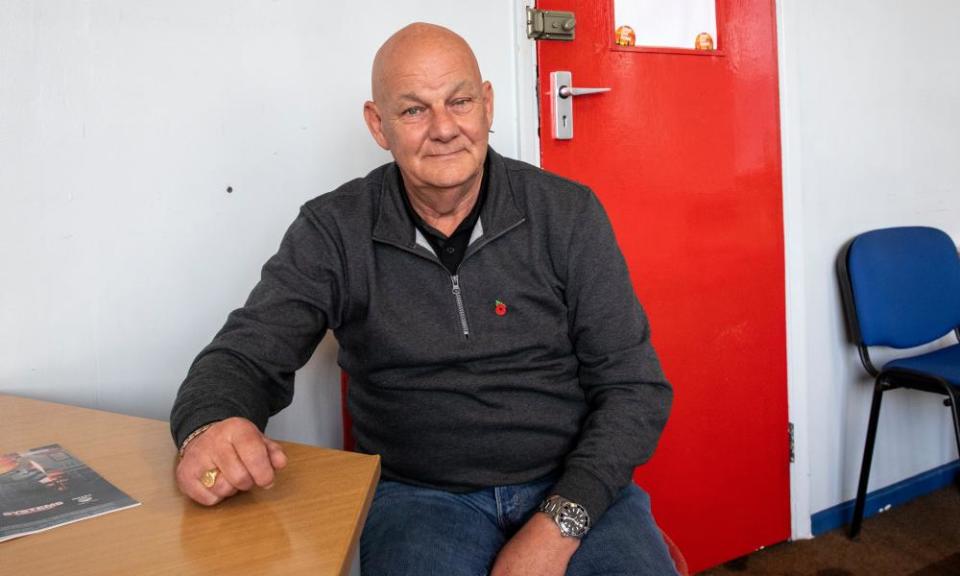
top-left (811, 460), bottom-right (960, 535)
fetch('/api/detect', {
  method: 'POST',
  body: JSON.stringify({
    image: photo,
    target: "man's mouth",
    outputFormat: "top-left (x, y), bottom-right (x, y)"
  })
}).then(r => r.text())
top-left (426, 150), bottom-right (464, 158)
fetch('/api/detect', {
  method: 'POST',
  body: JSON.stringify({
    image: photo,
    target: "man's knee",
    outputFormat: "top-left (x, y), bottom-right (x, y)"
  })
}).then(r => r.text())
top-left (566, 484), bottom-right (678, 576)
top-left (360, 481), bottom-right (504, 576)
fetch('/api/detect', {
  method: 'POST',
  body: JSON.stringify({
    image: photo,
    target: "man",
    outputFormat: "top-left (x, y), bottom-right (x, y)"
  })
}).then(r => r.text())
top-left (171, 23), bottom-right (676, 576)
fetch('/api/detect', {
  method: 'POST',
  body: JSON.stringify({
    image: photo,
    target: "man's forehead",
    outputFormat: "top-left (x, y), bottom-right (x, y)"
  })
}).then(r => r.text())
top-left (376, 59), bottom-right (481, 103)
top-left (371, 23), bottom-right (481, 100)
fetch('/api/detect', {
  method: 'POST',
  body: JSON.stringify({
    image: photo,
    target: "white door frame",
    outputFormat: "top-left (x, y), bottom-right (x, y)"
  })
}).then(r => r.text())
top-left (775, 0), bottom-right (812, 540)
top-left (513, 0), bottom-right (541, 166)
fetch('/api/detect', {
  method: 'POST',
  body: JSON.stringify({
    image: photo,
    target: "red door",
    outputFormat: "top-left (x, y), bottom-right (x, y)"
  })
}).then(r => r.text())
top-left (536, 1), bottom-right (789, 571)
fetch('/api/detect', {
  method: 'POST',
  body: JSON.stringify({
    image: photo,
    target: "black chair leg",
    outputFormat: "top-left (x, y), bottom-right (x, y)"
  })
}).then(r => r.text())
top-left (849, 381), bottom-right (885, 539)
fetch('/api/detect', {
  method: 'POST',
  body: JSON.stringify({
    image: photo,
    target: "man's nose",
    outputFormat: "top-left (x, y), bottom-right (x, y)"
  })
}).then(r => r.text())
top-left (428, 107), bottom-right (459, 141)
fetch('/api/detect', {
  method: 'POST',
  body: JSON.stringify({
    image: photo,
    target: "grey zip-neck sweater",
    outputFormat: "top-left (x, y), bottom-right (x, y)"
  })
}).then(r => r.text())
top-left (170, 148), bottom-right (672, 521)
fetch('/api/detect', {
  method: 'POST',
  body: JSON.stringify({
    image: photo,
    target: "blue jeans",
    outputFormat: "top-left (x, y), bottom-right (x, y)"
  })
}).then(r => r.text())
top-left (359, 475), bottom-right (678, 576)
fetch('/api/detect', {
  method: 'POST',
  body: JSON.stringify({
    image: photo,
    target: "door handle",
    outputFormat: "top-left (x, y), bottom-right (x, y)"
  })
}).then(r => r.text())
top-left (558, 85), bottom-right (611, 98)
top-left (550, 71), bottom-right (611, 140)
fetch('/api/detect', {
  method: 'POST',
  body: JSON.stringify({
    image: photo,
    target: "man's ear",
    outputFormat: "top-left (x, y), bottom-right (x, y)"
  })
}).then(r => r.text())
top-left (482, 81), bottom-right (494, 128)
top-left (363, 101), bottom-right (391, 151)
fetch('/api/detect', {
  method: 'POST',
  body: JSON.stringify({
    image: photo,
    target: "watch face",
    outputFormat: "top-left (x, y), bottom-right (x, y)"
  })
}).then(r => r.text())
top-left (557, 501), bottom-right (590, 537)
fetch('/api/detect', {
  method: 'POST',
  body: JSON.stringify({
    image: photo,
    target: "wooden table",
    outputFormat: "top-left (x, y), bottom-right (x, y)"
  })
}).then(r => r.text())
top-left (0, 394), bottom-right (380, 575)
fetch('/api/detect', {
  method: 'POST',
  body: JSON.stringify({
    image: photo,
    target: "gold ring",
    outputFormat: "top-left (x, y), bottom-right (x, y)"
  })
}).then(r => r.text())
top-left (200, 468), bottom-right (219, 489)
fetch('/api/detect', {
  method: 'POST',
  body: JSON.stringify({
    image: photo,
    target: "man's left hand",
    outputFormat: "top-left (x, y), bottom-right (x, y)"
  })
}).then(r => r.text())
top-left (490, 512), bottom-right (580, 576)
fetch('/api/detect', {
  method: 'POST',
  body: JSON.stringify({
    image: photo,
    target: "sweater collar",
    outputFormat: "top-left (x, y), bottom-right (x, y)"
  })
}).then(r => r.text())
top-left (372, 147), bottom-right (525, 249)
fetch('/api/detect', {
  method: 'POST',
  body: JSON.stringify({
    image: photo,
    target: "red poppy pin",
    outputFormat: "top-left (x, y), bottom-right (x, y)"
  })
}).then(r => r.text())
top-left (494, 299), bottom-right (508, 316)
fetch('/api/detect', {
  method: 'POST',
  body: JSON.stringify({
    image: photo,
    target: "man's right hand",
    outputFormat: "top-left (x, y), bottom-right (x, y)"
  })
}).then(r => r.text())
top-left (175, 417), bottom-right (288, 506)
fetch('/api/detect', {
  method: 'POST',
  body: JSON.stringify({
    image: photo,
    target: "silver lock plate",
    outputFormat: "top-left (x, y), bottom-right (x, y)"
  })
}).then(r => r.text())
top-left (551, 71), bottom-right (574, 140)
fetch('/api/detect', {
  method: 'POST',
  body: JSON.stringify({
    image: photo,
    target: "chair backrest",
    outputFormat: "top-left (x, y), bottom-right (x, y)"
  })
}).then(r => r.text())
top-left (341, 371), bottom-right (355, 452)
top-left (840, 226), bottom-right (960, 349)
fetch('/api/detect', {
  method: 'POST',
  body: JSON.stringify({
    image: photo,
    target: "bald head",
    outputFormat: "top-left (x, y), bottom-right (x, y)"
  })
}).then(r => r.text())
top-left (371, 23), bottom-right (482, 104)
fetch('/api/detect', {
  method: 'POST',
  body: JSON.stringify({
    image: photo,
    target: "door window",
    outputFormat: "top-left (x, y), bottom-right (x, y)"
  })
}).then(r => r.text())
top-left (613, 0), bottom-right (717, 51)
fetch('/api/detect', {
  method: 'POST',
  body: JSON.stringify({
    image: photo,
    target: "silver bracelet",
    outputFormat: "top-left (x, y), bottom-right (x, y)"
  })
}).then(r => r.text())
top-left (178, 422), bottom-right (217, 459)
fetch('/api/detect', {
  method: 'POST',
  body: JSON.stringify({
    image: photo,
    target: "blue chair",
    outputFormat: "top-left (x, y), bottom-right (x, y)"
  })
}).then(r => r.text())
top-left (837, 226), bottom-right (960, 538)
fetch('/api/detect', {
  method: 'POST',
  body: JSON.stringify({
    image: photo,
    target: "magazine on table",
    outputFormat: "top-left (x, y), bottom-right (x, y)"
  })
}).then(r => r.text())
top-left (0, 443), bottom-right (140, 542)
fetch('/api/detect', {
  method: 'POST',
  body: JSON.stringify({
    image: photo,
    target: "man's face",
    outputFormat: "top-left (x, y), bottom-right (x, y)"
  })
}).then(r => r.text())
top-left (364, 37), bottom-right (494, 195)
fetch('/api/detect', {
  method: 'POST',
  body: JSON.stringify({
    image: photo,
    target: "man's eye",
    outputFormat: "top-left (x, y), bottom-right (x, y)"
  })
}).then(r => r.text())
top-left (402, 107), bottom-right (425, 117)
top-left (451, 98), bottom-right (472, 109)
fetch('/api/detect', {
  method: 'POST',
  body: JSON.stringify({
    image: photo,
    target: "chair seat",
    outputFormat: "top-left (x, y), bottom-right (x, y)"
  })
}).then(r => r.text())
top-left (883, 343), bottom-right (960, 387)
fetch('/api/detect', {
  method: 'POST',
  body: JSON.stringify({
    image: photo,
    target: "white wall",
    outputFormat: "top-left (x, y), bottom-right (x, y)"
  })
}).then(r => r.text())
top-left (7, 0), bottom-right (960, 541)
top-left (0, 0), bottom-right (528, 449)
top-left (779, 0), bottom-right (960, 528)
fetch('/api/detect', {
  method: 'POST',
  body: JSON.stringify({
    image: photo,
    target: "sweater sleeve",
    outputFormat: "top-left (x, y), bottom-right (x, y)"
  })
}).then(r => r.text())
top-left (169, 206), bottom-right (345, 447)
top-left (550, 189), bottom-right (673, 522)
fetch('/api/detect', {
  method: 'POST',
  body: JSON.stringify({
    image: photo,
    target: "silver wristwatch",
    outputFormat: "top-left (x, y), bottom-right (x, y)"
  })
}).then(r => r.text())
top-left (538, 495), bottom-right (591, 538)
